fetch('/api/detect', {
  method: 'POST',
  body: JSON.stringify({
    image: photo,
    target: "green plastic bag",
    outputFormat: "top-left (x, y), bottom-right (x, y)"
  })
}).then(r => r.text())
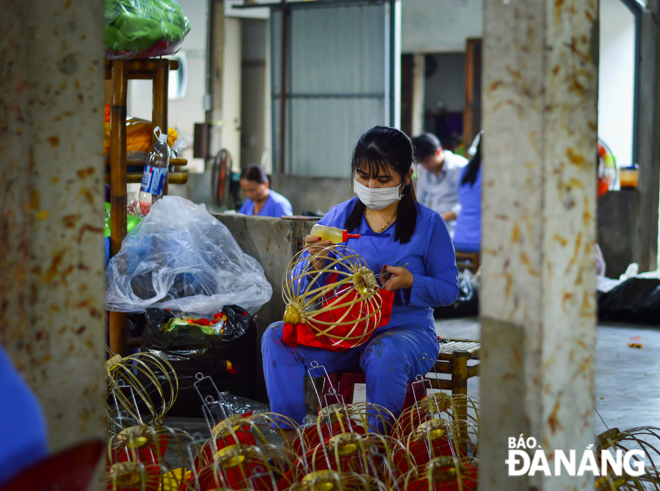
top-left (105, 0), bottom-right (190, 59)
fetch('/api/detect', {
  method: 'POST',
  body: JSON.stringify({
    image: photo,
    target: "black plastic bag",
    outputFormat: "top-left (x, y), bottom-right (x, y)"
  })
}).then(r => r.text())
top-left (142, 305), bottom-right (257, 417)
top-left (434, 270), bottom-right (479, 319)
top-left (598, 278), bottom-right (660, 325)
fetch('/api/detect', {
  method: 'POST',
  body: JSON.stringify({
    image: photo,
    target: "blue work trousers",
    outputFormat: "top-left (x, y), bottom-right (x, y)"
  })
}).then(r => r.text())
top-left (261, 322), bottom-right (439, 429)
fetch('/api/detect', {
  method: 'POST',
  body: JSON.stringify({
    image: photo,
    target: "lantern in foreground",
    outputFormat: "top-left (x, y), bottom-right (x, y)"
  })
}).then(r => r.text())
top-left (281, 245), bottom-right (395, 351)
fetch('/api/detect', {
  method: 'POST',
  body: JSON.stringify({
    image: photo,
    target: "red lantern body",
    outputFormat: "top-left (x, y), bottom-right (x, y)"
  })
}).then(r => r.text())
top-left (106, 462), bottom-right (160, 491)
top-left (196, 444), bottom-right (276, 491)
top-left (282, 289), bottom-right (395, 351)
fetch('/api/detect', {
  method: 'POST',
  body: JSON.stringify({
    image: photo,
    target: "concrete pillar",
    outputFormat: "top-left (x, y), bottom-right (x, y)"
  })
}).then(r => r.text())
top-left (208, 0), bottom-right (242, 173)
top-left (634, 0), bottom-right (660, 272)
top-left (208, 0), bottom-right (225, 160)
top-left (480, 0), bottom-right (598, 489)
top-left (0, 0), bottom-right (106, 459)
top-left (222, 17), bottom-right (243, 171)
top-left (411, 53), bottom-right (425, 137)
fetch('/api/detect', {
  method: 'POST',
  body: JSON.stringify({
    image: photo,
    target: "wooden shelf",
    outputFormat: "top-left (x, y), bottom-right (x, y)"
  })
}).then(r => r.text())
top-left (104, 59), bottom-right (180, 80)
top-left (107, 57), bottom-right (186, 356)
top-left (105, 158), bottom-right (187, 170)
top-left (126, 158), bottom-right (188, 167)
top-left (105, 172), bottom-right (188, 185)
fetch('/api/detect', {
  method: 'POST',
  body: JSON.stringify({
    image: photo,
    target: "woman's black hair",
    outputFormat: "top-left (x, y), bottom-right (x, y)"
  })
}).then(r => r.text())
top-left (461, 136), bottom-right (482, 187)
top-left (240, 165), bottom-right (268, 184)
top-left (345, 126), bottom-right (418, 244)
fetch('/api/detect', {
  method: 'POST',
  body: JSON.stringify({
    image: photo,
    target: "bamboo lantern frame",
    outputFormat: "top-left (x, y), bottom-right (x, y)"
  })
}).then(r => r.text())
top-left (595, 426), bottom-right (660, 488)
top-left (399, 456), bottom-right (479, 491)
top-left (282, 245), bottom-right (384, 349)
top-left (106, 350), bottom-right (178, 426)
top-left (305, 432), bottom-right (414, 488)
top-left (393, 393), bottom-right (480, 459)
top-left (192, 442), bottom-right (284, 491)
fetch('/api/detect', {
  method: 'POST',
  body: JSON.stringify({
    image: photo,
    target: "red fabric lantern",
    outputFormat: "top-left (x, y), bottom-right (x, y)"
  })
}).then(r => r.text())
top-left (106, 462), bottom-right (161, 491)
top-left (196, 444), bottom-right (276, 491)
top-left (282, 287), bottom-right (395, 351)
top-left (108, 427), bottom-right (168, 465)
top-left (404, 460), bottom-right (478, 491)
top-left (195, 415), bottom-right (257, 468)
top-left (292, 418), bottom-right (366, 456)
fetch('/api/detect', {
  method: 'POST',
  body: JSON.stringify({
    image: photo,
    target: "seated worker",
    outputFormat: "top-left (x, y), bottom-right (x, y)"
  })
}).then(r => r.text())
top-left (412, 133), bottom-right (468, 232)
top-left (0, 344), bottom-right (48, 486)
top-left (453, 133), bottom-right (482, 253)
top-left (262, 126), bottom-right (459, 433)
top-left (238, 165), bottom-right (293, 217)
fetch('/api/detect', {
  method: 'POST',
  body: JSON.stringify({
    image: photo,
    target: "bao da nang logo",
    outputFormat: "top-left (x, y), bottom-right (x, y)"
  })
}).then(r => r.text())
top-left (506, 435), bottom-right (645, 477)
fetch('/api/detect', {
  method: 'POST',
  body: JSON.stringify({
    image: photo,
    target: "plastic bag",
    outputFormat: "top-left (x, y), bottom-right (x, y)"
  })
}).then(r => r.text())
top-left (141, 306), bottom-right (257, 417)
top-left (170, 135), bottom-right (188, 158)
top-left (433, 270), bottom-right (479, 318)
top-left (105, 196), bottom-right (273, 314)
top-left (104, 0), bottom-right (190, 60)
top-left (598, 278), bottom-right (660, 325)
top-left (596, 263), bottom-right (660, 293)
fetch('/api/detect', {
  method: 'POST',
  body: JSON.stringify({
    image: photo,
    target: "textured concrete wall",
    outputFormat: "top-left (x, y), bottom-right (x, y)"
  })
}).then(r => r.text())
top-left (401, 0), bottom-right (483, 53)
top-left (212, 213), bottom-right (317, 402)
top-left (270, 174), bottom-right (354, 215)
top-left (0, 0), bottom-right (106, 457)
top-left (171, 172), bottom-right (354, 217)
top-left (635, 0), bottom-right (660, 272)
top-left (480, 0), bottom-right (598, 489)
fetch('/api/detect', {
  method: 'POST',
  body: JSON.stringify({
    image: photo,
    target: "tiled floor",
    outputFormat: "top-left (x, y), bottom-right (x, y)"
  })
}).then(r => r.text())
top-left (433, 316), bottom-right (660, 436)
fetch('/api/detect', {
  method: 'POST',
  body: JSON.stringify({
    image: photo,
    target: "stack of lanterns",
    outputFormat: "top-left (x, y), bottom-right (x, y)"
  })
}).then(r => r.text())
top-left (104, 371), bottom-right (482, 490)
top-left (185, 393), bottom-right (481, 491)
top-left (104, 358), bottom-right (660, 490)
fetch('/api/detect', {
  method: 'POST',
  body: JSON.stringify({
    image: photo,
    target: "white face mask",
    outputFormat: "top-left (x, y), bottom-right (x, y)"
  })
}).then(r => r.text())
top-left (353, 179), bottom-right (404, 210)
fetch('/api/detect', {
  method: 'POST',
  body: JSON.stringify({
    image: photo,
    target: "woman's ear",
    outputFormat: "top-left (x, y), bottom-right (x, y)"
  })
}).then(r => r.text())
top-left (405, 168), bottom-right (414, 186)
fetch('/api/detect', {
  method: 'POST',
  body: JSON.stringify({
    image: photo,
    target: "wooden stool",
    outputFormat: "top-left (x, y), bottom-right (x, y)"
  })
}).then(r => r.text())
top-left (455, 251), bottom-right (480, 274)
top-left (428, 338), bottom-right (481, 396)
top-left (426, 338), bottom-right (480, 451)
top-left (319, 370), bottom-right (426, 410)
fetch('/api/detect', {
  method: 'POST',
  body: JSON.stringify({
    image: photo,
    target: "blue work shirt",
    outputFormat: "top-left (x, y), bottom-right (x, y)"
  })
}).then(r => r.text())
top-left (0, 345), bottom-right (48, 486)
top-left (316, 198), bottom-right (459, 335)
top-left (453, 166), bottom-right (482, 253)
top-left (239, 190), bottom-right (293, 217)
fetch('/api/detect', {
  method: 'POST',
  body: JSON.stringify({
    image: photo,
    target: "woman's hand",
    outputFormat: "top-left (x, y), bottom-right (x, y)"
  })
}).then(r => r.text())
top-left (379, 265), bottom-right (414, 291)
top-left (305, 235), bottom-right (334, 269)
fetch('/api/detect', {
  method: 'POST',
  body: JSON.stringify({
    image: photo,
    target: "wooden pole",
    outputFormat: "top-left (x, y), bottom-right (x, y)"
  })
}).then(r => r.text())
top-left (153, 59), bottom-right (169, 195)
top-left (109, 60), bottom-right (128, 356)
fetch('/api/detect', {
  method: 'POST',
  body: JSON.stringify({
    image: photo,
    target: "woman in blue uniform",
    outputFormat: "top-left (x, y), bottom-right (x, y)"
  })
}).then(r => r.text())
top-left (453, 135), bottom-right (482, 253)
top-left (261, 126), bottom-right (458, 431)
top-left (238, 165), bottom-right (293, 217)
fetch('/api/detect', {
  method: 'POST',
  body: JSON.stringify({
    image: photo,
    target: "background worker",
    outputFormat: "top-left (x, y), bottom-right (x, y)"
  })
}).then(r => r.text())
top-left (238, 165), bottom-right (293, 217)
top-left (412, 133), bottom-right (468, 233)
top-left (453, 134), bottom-right (482, 254)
